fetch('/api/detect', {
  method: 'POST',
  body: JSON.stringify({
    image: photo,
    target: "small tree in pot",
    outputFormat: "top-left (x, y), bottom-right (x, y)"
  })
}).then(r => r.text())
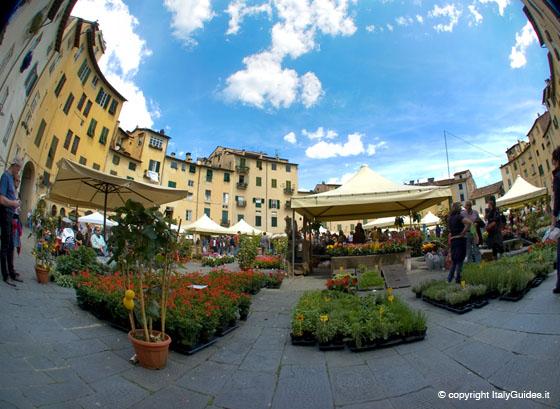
top-left (31, 207), bottom-right (57, 283)
top-left (110, 200), bottom-right (176, 369)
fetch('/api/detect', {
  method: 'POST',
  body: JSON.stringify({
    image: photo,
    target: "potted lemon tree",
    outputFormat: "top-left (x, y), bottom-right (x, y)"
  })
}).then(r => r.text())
top-left (110, 200), bottom-right (176, 369)
top-left (31, 208), bottom-right (56, 284)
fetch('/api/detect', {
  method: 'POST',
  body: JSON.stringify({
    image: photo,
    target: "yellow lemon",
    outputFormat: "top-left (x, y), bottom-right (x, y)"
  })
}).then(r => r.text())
top-left (320, 314), bottom-right (329, 322)
top-left (123, 297), bottom-right (135, 311)
top-left (124, 289), bottom-right (135, 299)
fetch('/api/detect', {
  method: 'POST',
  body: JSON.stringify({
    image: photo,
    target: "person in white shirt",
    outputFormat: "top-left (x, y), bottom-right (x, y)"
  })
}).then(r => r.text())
top-left (461, 201), bottom-right (481, 263)
top-left (60, 222), bottom-right (75, 252)
top-left (90, 226), bottom-right (107, 256)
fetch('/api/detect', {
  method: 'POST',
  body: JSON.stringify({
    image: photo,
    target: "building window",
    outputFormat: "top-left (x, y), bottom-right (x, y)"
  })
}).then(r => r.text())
top-left (238, 214), bottom-right (244, 222)
top-left (554, 117), bottom-right (559, 129)
top-left (24, 63), bottom-right (38, 96)
top-left (269, 199), bottom-right (280, 209)
top-left (539, 165), bottom-right (544, 176)
top-left (256, 176), bottom-right (262, 187)
top-left (83, 100), bottom-right (92, 117)
top-left (71, 136), bottom-right (80, 155)
top-left (42, 171), bottom-right (50, 187)
top-left (206, 169), bottom-right (213, 182)
top-left (108, 100), bottom-right (118, 115)
top-left (186, 192), bottom-right (194, 201)
top-left (221, 210), bottom-right (228, 224)
top-left (256, 159), bottom-right (262, 170)
top-left (181, 163), bottom-right (186, 171)
top-left (77, 59), bottom-right (91, 84)
top-left (460, 193), bottom-right (465, 202)
top-left (112, 155), bottom-right (120, 165)
top-left (46, 136), bottom-right (59, 169)
top-left (337, 224), bottom-right (342, 232)
top-left (188, 180), bottom-right (194, 187)
top-left (149, 136), bottom-right (163, 149)
top-left (271, 163), bottom-right (277, 171)
top-left (223, 193), bottom-right (229, 204)
top-left (170, 161), bottom-right (178, 169)
top-left (110, 170), bottom-right (117, 176)
top-left (99, 127), bottom-right (109, 145)
top-left (148, 160), bottom-right (160, 173)
top-left (224, 172), bottom-right (230, 182)
top-left (63, 93), bottom-right (74, 114)
top-left (95, 87), bottom-right (110, 108)
top-left (3, 115), bottom-right (13, 145)
top-left (63, 130), bottom-right (73, 150)
top-left (79, 156), bottom-right (87, 165)
top-left (286, 164), bottom-right (291, 172)
top-left (77, 93), bottom-right (86, 111)
top-left (93, 163), bottom-right (100, 170)
top-left (505, 167), bottom-right (509, 175)
top-left (54, 74), bottom-right (66, 97)
top-left (87, 118), bottom-right (97, 137)
top-left (546, 160), bottom-right (550, 171)
top-left (189, 164), bottom-right (196, 173)
top-left (92, 76), bottom-right (99, 87)
top-left (34, 119), bottom-right (46, 147)
top-left (204, 208), bottom-right (210, 217)
top-left (168, 181), bottom-right (176, 188)
top-left (255, 215), bottom-right (262, 227)
top-left (128, 162), bottom-right (136, 171)
top-left (126, 176), bottom-right (134, 180)
top-left (254, 198), bottom-right (262, 208)
top-left (271, 216), bottom-right (277, 227)
top-left (513, 162), bottom-right (518, 171)
top-left (186, 210), bottom-right (192, 221)
top-left (205, 190), bottom-right (211, 202)
top-left (524, 169), bottom-right (528, 177)
top-left (271, 179), bottom-right (277, 188)
top-left (536, 150), bottom-right (540, 157)
top-left (458, 183), bottom-right (463, 190)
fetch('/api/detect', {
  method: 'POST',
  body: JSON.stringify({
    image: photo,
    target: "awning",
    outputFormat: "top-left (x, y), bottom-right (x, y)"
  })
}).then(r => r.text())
top-left (291, 165), bottom-right (451, 221)
top-left (496, 175), bottom-right (547, 208)
top-left (420, 211), bottom-right (440, 226)
top-left (227, 219), bottom-right (262, 235)
top-left (78, 211), bottom-right (118, 227)
top-left (183, 214), bottom-right (230, 235)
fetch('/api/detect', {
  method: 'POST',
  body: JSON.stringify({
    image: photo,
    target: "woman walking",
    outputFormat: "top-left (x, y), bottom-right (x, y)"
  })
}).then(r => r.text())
top-left (447, 202), bottom-right (472, 283)
top-left (551, 147), bottom-right (560, 294)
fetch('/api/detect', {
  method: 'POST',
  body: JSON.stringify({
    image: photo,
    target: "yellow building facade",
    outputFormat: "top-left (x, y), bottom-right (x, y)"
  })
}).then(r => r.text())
top-left (10, 17), bottom-right (125, 217)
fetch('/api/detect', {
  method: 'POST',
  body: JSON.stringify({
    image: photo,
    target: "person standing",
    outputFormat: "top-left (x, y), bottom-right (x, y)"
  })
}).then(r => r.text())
top-left (461, 201), bottom-right (481, 263)
top-left (435, 224), bottom-right (441, 238)
top-left (485, 196), bottom-right (504, 260)
top-left (353, 223), bottom-right (366, 244)
top-left (551, 147), bottom-right (560, 294)
top-left (0, 158), bottom-right (23, 286)
top-left (447, 202), bottom-right (472, 283)
top-left (260, 232), bottom-right (270, 255)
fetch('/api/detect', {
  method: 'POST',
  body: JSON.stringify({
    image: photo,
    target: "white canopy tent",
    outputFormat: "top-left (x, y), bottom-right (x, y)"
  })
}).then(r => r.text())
top-left (78, 211), bottom-right (118, 227)
top-left (420, 211), bottom-right (440, 227)
top-left (496, 175), bottom-right (547, 208)
top-left (183, 214), bottom-right (230, 235)
top-left (290, 165), bottom-right (451, 221)
top-left (364, 217), bottom-right (398, 229)
top-left (227, 219), bottom-right (262, 235)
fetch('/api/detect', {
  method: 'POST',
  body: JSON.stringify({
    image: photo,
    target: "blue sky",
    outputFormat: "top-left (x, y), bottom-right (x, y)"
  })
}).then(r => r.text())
top-left (73, 0), bottom-right (549, 190)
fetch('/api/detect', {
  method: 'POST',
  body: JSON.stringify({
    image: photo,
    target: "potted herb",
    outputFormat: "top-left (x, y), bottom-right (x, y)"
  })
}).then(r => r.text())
top-left (110, 200), bottom-right (176, 369)
top-left (31, 208), bottom-right (56, 284)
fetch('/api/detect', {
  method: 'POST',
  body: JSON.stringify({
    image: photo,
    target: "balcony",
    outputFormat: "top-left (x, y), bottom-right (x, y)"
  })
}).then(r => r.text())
top-left (284, 201), bottom-right (291, 209)
top-left (283, 186), bottom-right (294, 195)
top-left (220, 220), bottom-right (230, 227)
top-left (236, 165), bottom-right (250, 174)
top-left (144, 169), bottom-right (159, 184)
top-left (236, 200), bottom-right (247, 208)
top-left (237, 182), bottom-right (248, 190)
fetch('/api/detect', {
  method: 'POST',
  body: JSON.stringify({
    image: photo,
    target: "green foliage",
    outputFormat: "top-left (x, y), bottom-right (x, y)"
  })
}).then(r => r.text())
top-left (236, 235), bottom-right (259, 270)
top-left (273, 237), bottom-right (288, 259)
top-left (421, 280), bottom-right (488, 306)
top-left (357, 269), bottom-right (385, 290)
top-left (56, 246), bottom-right (107, 276)
top-left (53, 271), bottom-right (75, 288)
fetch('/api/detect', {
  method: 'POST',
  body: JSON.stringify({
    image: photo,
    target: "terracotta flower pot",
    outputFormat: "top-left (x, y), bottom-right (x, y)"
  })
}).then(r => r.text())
top-left (128, 330), bottom-right (171, 370)
top-left (35, 265), bottom-right (49, 284)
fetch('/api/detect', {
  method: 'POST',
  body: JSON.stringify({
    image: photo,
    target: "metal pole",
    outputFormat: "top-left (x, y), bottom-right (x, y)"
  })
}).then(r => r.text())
top-left (444, 130), bottom-right (451, 179)
top-left (292, 209), bottom-right (295, 276)
top-left (103, 185), bottom-right (108, 241)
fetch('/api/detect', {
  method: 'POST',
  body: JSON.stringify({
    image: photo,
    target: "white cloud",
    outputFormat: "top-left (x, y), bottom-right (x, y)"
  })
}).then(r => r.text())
top-left (305, 132), bottom-right (365, 159)
top-left (163, 0), bottom-right (214, 45)
top-left (327, 172), bottom-right (354, 184)
top-left (302, 127), bottom-right (338, 140)
top-left (366, 140), bottom-right (387, 156)
top-left (468, 4), bottom-right (483, 26)
top-left (428, 4), bottom-right (462, 33)
top-left (72, 0), bottom-right (156, 129)
top-left (225, 0), bottom-right (357, 109)
top-left (386, 23), bottom-right (394, 31)
top-left (365, 24), bottom-right (375, 32)
top-left (283, 131), bottom-right (297, 144)
top-left (509, 22), bottom-right (538, 69)
top-left (478, 0), bottom-right (510, 16)
top-left (226, 0), bottom-right (271, 35)
top-left (416, 14), bottom-right (424, 24)
top-left (395, 16), bottom-right (413, 26)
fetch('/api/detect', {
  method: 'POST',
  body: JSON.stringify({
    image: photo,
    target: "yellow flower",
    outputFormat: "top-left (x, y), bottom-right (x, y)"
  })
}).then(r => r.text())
top-left (460, 280), bottom-right (466, 289)
top-left (295, 313), bottom-right (304, 321)
top-left (320, 314), bottom-right (329, 322)
top-left (387, 294), bottom-right (395, 303)
top-left (386, 287), bottom-right (393, 296)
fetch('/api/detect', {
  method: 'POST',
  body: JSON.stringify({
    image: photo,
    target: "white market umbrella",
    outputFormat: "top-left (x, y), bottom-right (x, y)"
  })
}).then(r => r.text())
top-left (183, 214), bottom-right (230, 235)
top-left (496, 175), bottom-right (547, 208)
top-left (227, 219), bottom-right (262, 235)
top-left (420, 211), bottom-right (440, 227)
top-left (78, 211), bottom-right (118, 227)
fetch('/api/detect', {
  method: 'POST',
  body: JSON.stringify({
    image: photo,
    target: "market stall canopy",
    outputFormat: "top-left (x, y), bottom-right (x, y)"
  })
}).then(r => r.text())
top-left (227, 219), bottom-right (262, 235)
top-left (364, 217), bottom-right (399, 229)
top-left (183, 214), bottom-right (230, 235)
top-left (291, 165), bottom-right (451, 221)
top-left (78, 211), bottom-right (118, 227)
top-left (496, 175), bottom-right (547, 208)
top-left (48, 159), bottom-right (190, 210)
top-left (420, 211), bottom-right (440, 227)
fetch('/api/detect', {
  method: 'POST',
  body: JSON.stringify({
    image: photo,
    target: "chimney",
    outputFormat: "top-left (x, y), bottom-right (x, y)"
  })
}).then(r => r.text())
top-left (186, 152), bottom-right (192, 162)
top-left (159, 129), bottom-right (165, 135)
top-left (170, 152), bottom-right (175, 157)
top-left (428, 177), bottom-right (434, 183)
top-left (409, 180), bottom-right (414, 185)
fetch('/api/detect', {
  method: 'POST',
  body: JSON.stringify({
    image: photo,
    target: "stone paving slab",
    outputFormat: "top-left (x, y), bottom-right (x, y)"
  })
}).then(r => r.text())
top-left (1, 235), bottom-right (560, 409)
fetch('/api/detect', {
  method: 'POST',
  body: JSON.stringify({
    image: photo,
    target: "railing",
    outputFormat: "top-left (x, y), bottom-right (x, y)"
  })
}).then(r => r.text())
top-left (237, 182), bottom-right (248, 189)
top-left (284, 201), bottom-right (291, 209)
top-left (283, 186), bottom-right (294, 195)
top-left (220, 220), bottom-right (230, 227)
top-left (236, 165), bottom-right (250, 173)
top-left (236, 200), bottom-right (247, 208)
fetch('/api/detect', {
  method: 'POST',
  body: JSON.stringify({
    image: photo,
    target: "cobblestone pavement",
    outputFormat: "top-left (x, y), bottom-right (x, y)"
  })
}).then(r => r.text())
top-left (1, 235), bottom-right (559, 409)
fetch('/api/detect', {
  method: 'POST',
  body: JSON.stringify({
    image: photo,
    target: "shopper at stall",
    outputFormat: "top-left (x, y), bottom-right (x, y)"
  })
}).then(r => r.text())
top-left (447, 202), bottom-right (472, 283)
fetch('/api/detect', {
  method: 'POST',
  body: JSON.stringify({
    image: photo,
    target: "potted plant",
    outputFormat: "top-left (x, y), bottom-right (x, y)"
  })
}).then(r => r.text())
top-left (31, 208), bottom-right (56, 284)
top-left (110, 200), bottom-right (176, 369)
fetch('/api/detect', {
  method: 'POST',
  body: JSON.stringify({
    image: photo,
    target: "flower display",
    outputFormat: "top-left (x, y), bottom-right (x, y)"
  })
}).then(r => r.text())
top-left (325, 239), bottom-right (406, 257)
top-left (254, 255), bottom-right (283, 269)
